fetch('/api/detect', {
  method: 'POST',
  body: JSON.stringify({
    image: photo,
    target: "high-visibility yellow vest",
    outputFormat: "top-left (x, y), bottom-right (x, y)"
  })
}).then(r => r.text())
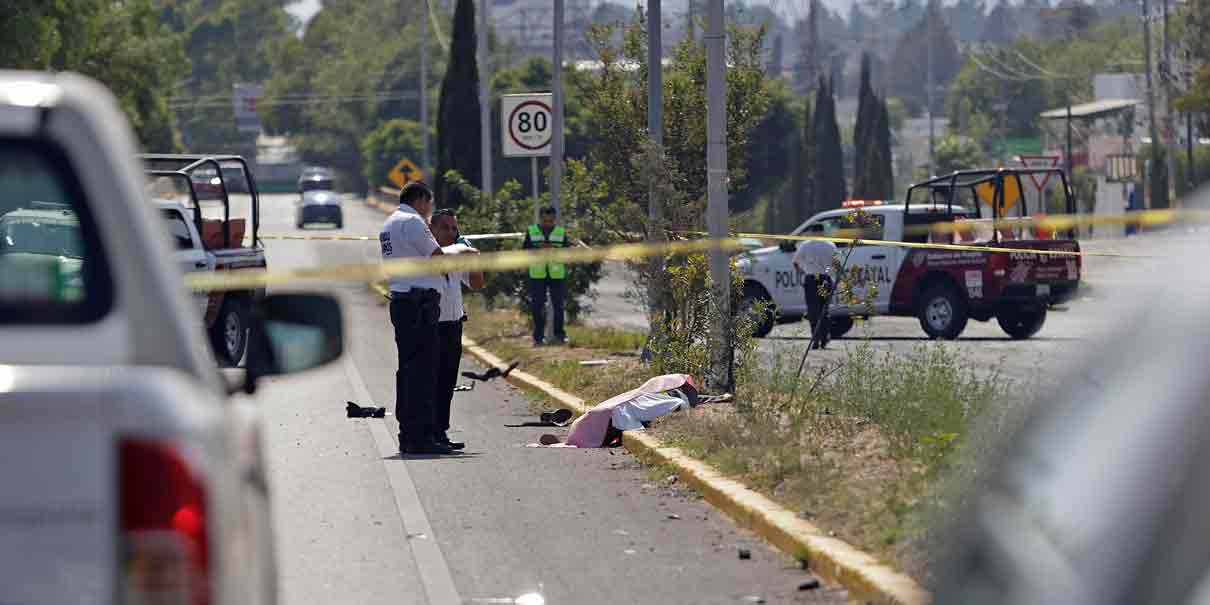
top-left (528, 224), bottom-right (567, 279)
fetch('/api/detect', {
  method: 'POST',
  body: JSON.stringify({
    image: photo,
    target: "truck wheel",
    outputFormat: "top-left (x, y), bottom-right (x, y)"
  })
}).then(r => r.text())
top-left (997, 307), bottom-right (1047, 339)
top-left (829, 316), bottom-right (854, 339)
top-left (738, 285), bottom-right (775, 338)
top-left (918, 283), bottom-right (968, 339)
top-left (211, 298), bottom-right (249, 367)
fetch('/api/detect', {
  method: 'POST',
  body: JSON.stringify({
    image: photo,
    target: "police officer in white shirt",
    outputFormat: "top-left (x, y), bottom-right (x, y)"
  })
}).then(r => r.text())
top-left (379, 182), bottom-right (475, 455)
top-left (429, 209), bottom-right (485, 450)
top-left (792, 224), bottom-right (838, 349)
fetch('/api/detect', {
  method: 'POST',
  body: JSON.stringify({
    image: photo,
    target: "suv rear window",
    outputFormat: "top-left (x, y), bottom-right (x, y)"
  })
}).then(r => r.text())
top-left (0, 139), bottom-right (112, 323)
top-left (300, 179), bottom-right (334, 192)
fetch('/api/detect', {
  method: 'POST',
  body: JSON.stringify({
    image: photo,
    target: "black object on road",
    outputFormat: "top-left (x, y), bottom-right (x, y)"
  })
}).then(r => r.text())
top-left (738, 548), bottom-right (752, 560)
top-left (346, 401), bottom-right (386, 418)
top-left (461, 361), bottom-right (519, 382)
top-left (798, 579), bottom-right (821, 591)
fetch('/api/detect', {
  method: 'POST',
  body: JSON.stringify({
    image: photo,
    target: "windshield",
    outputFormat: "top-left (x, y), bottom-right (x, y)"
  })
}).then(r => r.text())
top-left (0, 219), bottom-right (84, 258)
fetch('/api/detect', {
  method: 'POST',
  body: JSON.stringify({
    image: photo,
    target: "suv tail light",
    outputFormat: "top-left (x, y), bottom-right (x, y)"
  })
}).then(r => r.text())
top-left (119, 438), bottom-right (209, 605)
top-left (989, 252), bottom-right (1009, 276)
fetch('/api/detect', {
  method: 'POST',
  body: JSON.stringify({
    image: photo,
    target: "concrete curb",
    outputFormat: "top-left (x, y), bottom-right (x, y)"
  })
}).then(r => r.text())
top-left (459, 337), bottom-right (931, 605)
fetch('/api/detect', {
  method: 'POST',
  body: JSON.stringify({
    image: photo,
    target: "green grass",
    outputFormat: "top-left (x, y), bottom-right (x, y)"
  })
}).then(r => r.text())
top-left (565, 325), bottom-right (647, 353)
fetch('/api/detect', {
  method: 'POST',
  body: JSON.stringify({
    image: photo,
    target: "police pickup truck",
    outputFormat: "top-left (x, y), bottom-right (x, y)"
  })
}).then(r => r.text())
top-left (0, 71), bottom-right (343, 605)
top-left (737, 169), bottom-right (1082, 339)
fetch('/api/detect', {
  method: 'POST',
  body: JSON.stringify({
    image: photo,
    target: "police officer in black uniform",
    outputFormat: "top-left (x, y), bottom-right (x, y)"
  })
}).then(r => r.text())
top-left (379, 182), bottom-right (459, 455)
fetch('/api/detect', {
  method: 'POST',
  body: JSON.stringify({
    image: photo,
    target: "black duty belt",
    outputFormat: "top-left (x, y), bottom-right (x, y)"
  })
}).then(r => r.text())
top-left (390, 288), bottom-right (440, 303)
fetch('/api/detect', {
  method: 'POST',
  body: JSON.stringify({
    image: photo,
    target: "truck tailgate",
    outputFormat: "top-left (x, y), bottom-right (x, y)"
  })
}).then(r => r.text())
top-left (1000, 240), bottom-right (1081, 284)
top-left (0, 386), bottom-right (116, 604)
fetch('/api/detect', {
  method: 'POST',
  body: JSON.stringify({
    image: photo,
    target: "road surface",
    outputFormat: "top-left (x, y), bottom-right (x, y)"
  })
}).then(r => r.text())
top-left (237, 194), bottom-right (850, 604)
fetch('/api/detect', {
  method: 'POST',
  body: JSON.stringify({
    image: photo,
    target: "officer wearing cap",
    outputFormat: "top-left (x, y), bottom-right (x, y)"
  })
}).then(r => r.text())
top-left (380, 182), bottom-right (472, 455)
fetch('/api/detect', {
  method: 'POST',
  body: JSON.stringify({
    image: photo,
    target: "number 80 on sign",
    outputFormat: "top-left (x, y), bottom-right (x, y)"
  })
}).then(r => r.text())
top-left (501, 93), bottom-right (553, 158)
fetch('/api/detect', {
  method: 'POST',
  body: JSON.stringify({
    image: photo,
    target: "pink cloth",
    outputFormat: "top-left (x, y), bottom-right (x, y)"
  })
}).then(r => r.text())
top-left (564, 374), bottom-right (695, 447)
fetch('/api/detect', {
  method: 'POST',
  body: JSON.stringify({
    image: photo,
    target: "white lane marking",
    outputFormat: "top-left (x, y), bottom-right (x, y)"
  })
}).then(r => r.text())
top-left (343, 355), bottom-right (462, 605)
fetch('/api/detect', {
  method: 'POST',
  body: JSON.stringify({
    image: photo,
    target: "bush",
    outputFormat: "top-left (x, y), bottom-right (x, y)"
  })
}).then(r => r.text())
top-left (444, 170), bottom-right (605, 323)
top-left (360, 119), bottom-right (429, 191)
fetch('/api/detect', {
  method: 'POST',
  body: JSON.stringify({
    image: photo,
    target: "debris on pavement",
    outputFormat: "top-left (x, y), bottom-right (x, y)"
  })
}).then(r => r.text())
top-left (346, 401), bottom-right (386, 418)
top-left (579, 359), bottom-right (611, 366)
top-left (461, 361), bottom-right (519, 382)
top-left (738, 548), bottom-right (752, 560)
top-left (666, 514), bottom-right (681, 520)
top-left (798, 579), bottom-right (821, 591)
top-left (453, 382), bottom-right (475, 392)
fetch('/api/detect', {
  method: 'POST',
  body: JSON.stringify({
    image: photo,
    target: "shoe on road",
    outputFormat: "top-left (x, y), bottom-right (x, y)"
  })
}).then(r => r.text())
top-left (434, 432), bottom-right (466, 450)
top-left (400, 437), bottom-right (454, 455)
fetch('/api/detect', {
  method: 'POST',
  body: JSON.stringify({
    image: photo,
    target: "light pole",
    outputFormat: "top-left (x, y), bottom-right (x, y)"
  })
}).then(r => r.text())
top-left (705, 0), bottom-right (731, 390)
top-left (478, 0), bottom-right (493, 200)
top-left (551, 0), bottom-right (565, 214)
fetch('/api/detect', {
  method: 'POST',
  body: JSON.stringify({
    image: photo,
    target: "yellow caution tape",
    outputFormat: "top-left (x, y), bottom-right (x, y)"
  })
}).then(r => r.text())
top-left (254, 232), bottom-right (525, 242)
top-left (186, 237), bottom-right (749, 292)
top-left (692, 231), bottom-right (1113, 257)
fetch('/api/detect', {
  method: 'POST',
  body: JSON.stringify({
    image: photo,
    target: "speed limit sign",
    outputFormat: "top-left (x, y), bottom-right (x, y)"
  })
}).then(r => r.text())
top-left (501, 93), bottom-right (552, 157)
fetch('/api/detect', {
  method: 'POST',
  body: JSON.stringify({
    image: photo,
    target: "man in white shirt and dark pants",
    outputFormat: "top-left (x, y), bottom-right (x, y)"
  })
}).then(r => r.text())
top-left (429, 208), bottom-right (484, 450)
top-left (379, 182), bottom-right (475, 455)
top-left (792, 224), bottom-right (838, 349)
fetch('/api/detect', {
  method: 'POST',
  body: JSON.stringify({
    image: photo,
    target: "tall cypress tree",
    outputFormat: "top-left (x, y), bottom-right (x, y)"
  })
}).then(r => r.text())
top-left (874, 97), bottom-right (895, 199)
top-left (812, 77), bottom-right (846, 210)
top-left (852, 53), bottom-right (874, 198)
top-left (791, 95), bottom-right (814, 228)
top-left (436, 0), bottom-right (482, 208)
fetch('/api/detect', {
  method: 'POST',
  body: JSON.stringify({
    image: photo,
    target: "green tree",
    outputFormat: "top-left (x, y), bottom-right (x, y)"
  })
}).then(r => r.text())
top-left (852, 52), bottom-right (875, 198)
top-left (888, 0), bottom-right (962, 111)
top-left (873, 97), bottom-right (894, 198)
top-left (360, 119), bottom-right (429, 190)
top-left (813, 77), bottom-right (846, 209)
top-left (733, 80), bottom-right (799, 213)
top-left (577, 13), bottom-right (772, 228)
top-left (0, 0), bottom-right (186, 149)
top-left (437, 0), bottom-right (483, 208)
top-left (934, 135), bottom-right (983, 175)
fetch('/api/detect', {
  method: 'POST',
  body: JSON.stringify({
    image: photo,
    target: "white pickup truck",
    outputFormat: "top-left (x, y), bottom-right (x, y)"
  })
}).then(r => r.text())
top-left (0, 71), bottom-right (344, 604)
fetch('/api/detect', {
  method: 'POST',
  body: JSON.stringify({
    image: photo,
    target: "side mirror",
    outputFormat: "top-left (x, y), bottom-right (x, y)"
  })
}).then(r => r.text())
top-left (244, 293), bottom-right (344, 393)
top-left (778, 241), bottom-right (797, 253)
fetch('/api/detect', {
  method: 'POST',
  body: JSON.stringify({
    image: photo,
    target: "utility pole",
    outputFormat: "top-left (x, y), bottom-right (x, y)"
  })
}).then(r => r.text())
top-left (420, 0), bottom-right (430, 175)
top-left (1143, 0), bottom-right (1162, 207)
top-left (705, 0), bottom-right (731, 390)
top-left (478, 0), bottom-right (493, 200)
top-left (1162, 0), bottom-right (1176, 202)
top-left (926, 2), bottom-right (935, 176)
top-left (1188, 49), bottom-right (1196, 194)
top-left (647, 0), bottom-right (665, 322)
top-left (551, 0), bottom-right (565, 213)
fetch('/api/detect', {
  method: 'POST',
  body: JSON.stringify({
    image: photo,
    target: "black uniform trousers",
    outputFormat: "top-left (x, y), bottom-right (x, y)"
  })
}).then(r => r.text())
top-left (389, 289), bottom-right (441, 443)
top-left (528, 278), bottom-right (566, 343)
top-left (803, 274), bottom-right (833, 346)
top-left (434, 320), bottom-right (463, 434)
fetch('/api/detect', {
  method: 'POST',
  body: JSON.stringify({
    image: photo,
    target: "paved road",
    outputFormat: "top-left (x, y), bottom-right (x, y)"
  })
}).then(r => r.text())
top-left (583, 232), bottom-right (1193, 386)
top-left (238, 194), bottom-right (849, 604)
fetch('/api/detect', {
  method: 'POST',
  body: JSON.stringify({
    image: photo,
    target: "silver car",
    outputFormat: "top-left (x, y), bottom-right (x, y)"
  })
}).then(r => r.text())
top-left (296, 189), bottom-right (343, 228)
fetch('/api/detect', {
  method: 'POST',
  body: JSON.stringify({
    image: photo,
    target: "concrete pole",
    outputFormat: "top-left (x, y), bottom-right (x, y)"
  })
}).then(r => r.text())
top-left (478, 0), bottom-right (493, 200)
top-left (420, 0), bottom-right (430, 175)
top-left (705, 0), bottom-right (732, 390)
top-left (1162, 0), bottom-right (1176, 203)
top-left (1143, 0), bottom-right (1161, 207)
top-left (647, 0), bottom-right (664, 324)
top-left (551, 0), bottom-right (565, 214)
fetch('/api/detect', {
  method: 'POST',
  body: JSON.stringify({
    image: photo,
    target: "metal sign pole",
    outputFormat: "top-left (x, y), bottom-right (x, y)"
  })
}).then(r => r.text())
top-left (551, 0), bottom-right (565, 215)
top-left (532, 156), bottom-right (539, 200)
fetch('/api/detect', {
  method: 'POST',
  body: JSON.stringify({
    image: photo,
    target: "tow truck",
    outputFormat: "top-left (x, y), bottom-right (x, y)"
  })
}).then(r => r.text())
top-left (143, 154), bottom-right (267, 366)
top-left (737, 168), bottom-right (1082, 339)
